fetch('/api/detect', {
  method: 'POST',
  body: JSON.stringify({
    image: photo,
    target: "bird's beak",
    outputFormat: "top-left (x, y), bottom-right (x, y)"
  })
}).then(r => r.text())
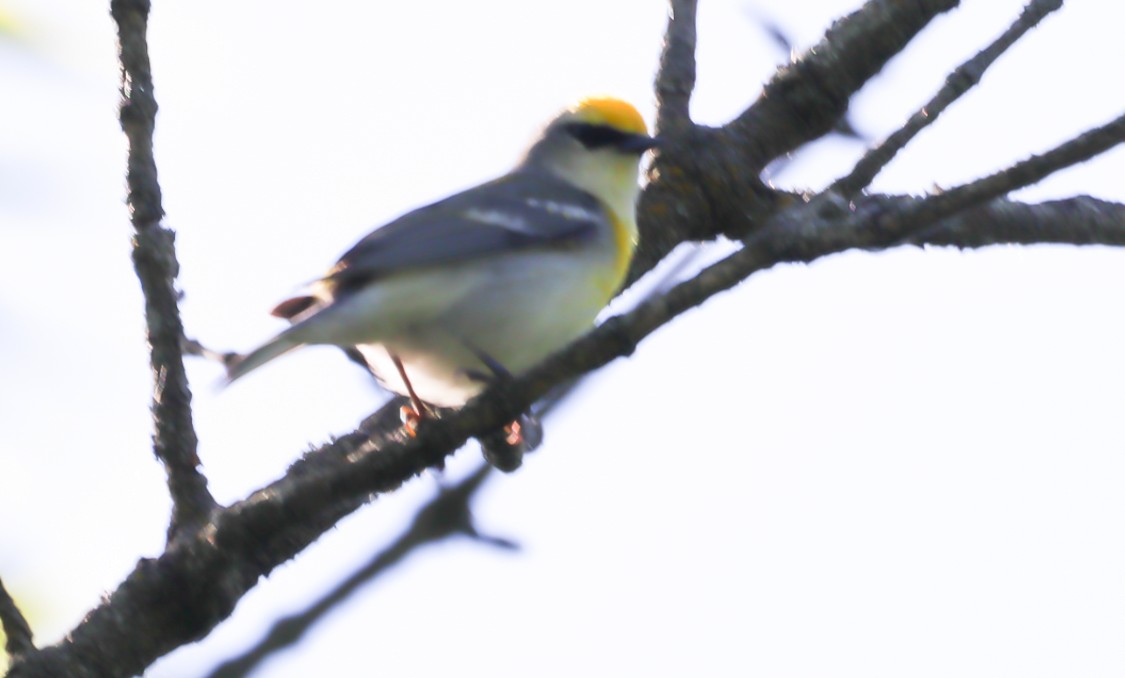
top-left (620, 133), bottom-right (661, 153)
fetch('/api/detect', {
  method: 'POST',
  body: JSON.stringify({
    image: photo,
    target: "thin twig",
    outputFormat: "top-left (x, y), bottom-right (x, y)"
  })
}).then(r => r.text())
top-left (832, 0), bottom-right (1065, 196)
top-left (654, 0), bottom-right (698, 134)
top-left (111, 0), bottom-right (215, 536)
top-left (0, 576), bottom-right (34, 659)
top-left (905, 111), bottom-right (1125, 228)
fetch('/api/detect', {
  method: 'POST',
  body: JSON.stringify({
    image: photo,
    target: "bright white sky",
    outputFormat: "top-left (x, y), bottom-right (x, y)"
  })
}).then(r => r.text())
top-left (2, 1), bottom-right (1124, 676)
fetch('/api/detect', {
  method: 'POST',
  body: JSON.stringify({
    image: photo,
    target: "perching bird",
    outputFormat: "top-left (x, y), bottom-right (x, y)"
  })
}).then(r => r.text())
top-left (227, 97), bottom-right (657, 430)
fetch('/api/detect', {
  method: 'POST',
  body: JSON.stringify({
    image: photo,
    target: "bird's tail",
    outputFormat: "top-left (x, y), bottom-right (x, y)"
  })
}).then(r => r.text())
top-left (224, 331), bottom-right (303, 386)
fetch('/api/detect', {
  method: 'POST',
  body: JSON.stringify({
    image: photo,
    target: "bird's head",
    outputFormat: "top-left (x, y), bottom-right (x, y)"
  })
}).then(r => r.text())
top-left (521, 97), bottom-right (658, 206)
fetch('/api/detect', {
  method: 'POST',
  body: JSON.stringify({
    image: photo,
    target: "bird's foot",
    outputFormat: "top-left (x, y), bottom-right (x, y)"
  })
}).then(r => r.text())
top-left (480, 413), bottom-right (543, 473)
top-left (399, 403), bottom-right (432, 438)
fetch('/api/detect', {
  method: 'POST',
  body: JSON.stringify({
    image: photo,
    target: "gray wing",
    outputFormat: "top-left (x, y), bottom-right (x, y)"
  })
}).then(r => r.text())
top-left (326, 171), bottom-right (606, 293)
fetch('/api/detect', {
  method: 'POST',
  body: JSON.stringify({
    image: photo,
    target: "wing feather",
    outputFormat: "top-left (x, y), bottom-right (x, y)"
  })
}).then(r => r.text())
top-left (325, 171), bottom-right (605, 294)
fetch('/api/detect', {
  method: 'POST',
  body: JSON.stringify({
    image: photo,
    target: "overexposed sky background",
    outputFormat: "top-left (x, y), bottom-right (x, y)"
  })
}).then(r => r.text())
top-left (2, 1), bottom-right (1124, 676)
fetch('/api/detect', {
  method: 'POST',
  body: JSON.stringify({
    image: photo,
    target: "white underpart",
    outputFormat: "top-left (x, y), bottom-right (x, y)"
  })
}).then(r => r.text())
top-left (294, 248), bottom-right (615, 408)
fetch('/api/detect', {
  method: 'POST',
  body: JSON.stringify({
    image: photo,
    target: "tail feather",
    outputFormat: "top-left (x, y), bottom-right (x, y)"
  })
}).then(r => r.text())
top-left (224, 332), bottom-right (303, 386)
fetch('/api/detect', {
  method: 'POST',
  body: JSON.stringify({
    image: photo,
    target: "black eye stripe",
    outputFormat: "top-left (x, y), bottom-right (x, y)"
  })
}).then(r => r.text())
top-left (565, 122), bottom-right (633, 149)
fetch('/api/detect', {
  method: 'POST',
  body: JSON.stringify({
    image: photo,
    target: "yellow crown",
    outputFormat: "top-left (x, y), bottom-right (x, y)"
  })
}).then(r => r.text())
top-left (570, 97), bottom-right (648, 136)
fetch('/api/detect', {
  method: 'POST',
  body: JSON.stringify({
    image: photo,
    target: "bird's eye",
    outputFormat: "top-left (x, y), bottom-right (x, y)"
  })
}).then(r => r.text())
top-left (566, 122), bottom-right (632, 149)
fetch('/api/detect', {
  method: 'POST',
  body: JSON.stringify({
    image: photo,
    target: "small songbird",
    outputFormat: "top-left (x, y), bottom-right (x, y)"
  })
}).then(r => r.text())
top-left (227, 97), bottom-right (657, 432)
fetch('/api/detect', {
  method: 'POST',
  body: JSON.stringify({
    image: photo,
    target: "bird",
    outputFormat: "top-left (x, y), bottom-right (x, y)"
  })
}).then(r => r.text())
top-left (226, 96), bottom-right (657, 436)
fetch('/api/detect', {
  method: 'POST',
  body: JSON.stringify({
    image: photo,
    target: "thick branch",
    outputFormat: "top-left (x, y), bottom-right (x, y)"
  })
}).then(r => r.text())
top-left (833, 0), bottom-right (1065, 196)
top-left (0, 577), bottom-right (34, 660)
top-left (111, 0), bottom-right (214, 535)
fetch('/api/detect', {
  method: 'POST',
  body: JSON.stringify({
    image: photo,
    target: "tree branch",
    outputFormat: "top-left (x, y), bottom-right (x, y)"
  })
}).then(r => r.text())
top-left (0, 577), bottom-right (34, 661)
top-left (111, 0), bottom-right (215, 536)
top-left (914, 196), bottom-right (1125, 247)
top-left (728, 0), bottom-right (961, 169)
top-left (654, 0), bottom-right (698, 135)
top-left (633, 0), bottom-right (962, 282)
top-left (752, 112), bottom-right (1125, 261)
top-left (906, 111), bottom-right (1124, 227)
top-left (832, 0), bottom-right (1065, 196)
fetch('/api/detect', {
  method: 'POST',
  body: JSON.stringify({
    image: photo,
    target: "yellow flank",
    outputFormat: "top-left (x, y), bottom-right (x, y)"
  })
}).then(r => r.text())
top-left (572, 97), bottom-right (649, 136)
top-left (602, 207), bottom-right (637, 297)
